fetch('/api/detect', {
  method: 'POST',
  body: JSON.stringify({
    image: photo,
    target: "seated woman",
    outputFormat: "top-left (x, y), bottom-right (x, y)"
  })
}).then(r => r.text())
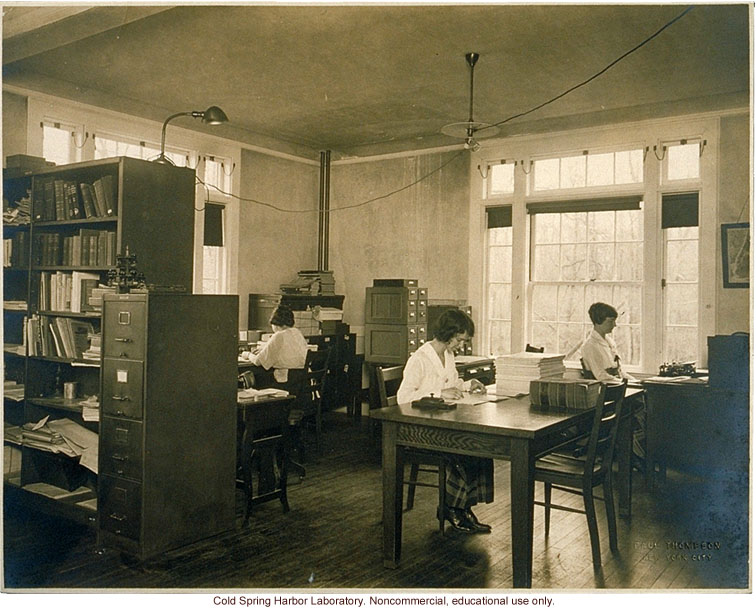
top-left (580, 302), bottom-right (635, 382)
top-left (243, 305), bottom-right (309, 393)
top-left (396, 309), bottom-right (493, 534)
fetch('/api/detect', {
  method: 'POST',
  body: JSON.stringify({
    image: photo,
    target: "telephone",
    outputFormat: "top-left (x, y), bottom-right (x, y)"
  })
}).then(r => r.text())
top-left (411, 395), bottom-right (457, 410)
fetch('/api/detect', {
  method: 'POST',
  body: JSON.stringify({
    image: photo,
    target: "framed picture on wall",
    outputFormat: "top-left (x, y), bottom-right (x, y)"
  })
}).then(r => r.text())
top-left (721, 222), bottom-right (750, 288)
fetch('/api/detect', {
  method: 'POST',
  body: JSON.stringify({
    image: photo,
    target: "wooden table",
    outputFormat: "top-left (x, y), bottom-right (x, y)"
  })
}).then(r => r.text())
top-left (371, 394), bottom-right (612, 588)
top-left (237, 393), bottom-right (294, 524)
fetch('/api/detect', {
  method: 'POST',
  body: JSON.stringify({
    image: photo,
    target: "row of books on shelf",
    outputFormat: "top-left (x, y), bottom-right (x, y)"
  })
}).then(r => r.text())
top-left (32, 175), bottom-right (116, 222)
top-left (3, 231), bottom-right (29, 267)
top-left (38, 271), bottom-right (110, 313)
top-left (25, 314), bottom-right (97, 360)
top-left (35, 229), bottom-right (117, 267)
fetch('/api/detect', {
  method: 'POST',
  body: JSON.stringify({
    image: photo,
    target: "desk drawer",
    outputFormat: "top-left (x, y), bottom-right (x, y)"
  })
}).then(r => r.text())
top-left (104, 301), bottom-right (146, 358)
top-left (102, 358), bottom-right (144, 419)
top-left (100, 417), bottom-right (143, 480)
top-left (99, 476), bottom-right (141, 541)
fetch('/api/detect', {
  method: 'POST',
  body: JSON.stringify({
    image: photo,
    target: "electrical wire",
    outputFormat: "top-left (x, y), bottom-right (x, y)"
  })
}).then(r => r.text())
top-left (489, 5), bottom-right (694, 129)
top-left (195, 150), bottom-right (465, 214)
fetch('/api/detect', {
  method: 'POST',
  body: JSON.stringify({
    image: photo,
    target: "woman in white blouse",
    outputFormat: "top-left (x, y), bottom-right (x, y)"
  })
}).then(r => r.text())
top-left (246, 305), bottom-right (308, 390)
top-left (580, 302), bottom-right (635, 382)
top-left (397, 309), bottom-right (492, 534)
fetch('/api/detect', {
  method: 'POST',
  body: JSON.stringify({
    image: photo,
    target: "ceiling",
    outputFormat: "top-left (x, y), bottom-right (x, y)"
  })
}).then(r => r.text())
top-left (1, 3), bottom-right (751, 161)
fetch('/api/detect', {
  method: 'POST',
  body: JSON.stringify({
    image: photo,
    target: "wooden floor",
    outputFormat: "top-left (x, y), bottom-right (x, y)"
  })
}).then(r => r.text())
top-left (3, 410), bottom-right (750, 591)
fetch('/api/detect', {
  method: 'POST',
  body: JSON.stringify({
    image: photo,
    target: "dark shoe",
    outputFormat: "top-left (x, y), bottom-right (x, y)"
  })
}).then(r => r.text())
top-left (441, 507), bottom-right (475, 534)
top-left (465, 508), bottom-right (492, 533)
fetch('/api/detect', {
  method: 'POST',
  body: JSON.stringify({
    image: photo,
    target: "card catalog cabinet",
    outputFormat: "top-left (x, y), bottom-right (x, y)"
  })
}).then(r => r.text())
top-left (98, 293), bottom-right (238, 559)
top-left (365, 284), bottom-right (429, 365)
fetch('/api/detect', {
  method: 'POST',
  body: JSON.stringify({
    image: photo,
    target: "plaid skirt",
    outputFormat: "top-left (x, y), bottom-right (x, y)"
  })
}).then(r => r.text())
top-left (444, 454), bottom-right (494, 509)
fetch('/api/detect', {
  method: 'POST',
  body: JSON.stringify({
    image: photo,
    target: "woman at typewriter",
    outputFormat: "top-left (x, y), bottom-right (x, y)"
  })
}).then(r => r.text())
top-left (397, 309), bottom-right (492, 535)
top-left (580, 302), bottom-right (636, 383)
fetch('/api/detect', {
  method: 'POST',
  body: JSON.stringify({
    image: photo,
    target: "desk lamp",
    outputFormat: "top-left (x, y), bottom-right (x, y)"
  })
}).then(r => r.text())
top-left (153, 105), bottom-right (229, 165)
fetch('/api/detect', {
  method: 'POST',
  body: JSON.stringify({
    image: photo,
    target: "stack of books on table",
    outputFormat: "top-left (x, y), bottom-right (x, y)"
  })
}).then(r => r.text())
top-left (280, 270), bottom-right (335, 295)
top-left (495, 352), bottom-right (566, 396)
top-left (81, 331), bottom-right (101, 362)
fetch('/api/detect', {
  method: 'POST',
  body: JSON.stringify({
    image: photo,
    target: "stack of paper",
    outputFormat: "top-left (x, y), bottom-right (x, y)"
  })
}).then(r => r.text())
top-left (495, 352), bottom-right (566, 395)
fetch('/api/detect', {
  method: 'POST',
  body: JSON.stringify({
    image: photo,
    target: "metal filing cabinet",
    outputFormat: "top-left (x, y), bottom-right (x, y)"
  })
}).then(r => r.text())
top-left (98, 293), bottom-right (238, 559)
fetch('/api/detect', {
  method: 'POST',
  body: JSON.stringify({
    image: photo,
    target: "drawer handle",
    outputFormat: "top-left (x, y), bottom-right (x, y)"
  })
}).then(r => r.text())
top-left (111, 395), bottom-right (131, 402)
top-left (111, 453), bottom-right (127, 462)
top-left (114, 337), bottom-right (133, 343)
top-left (109, 512), bottom-right (126, 522)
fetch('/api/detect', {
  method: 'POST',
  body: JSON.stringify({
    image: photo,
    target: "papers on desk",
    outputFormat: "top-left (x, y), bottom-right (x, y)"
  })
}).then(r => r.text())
top-left (238, 388), bottom-right (289, 400)
top-left (457, 393), bottom-right (505, 405)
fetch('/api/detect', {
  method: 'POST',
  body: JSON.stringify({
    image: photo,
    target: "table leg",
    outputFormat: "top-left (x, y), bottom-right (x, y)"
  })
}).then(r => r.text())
top-left (382, 422), bottom-right (403, 569)
top-left (616, 410), bottom-right (632, 519)
top-left (510, 438), bottom-right (534, 588)
top-left (240, 416), bottom-right (254, 526)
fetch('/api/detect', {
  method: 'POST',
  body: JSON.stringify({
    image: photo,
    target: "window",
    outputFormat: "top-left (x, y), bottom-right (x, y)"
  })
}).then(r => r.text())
top-left (94, 133), bottom-right (189, 166)
top-left (531, 149), bottom-right (644, 193)
top-left (528, 198), bottom-right (643, 365)
top-left (485, 207), bottom-right (513, 355)
top-left (200, 157), bottom-right (230, 294)
top-left (662, 193), bottom-right (699, 363)
top-left (42, 121), bottom-right (78, 166)
top-left (485, 161), bottom-right (515, 197)
top-left (664, 140), bottom-right (701, 181)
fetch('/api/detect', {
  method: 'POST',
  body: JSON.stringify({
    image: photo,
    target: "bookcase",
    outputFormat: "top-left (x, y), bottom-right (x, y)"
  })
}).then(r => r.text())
top-left (4, 157), bottom-right (195, 523)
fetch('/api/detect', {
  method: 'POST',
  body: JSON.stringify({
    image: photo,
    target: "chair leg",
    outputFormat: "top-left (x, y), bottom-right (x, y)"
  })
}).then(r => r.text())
top-left (544, 482), bottom-right (552, 537)
top-left (603, 475), bottom-right (618, 553)
top-left (406, 463), bottom-right (420, 510)
top-left (583, 488), bottom-right (602, 568)
top-left (315, 405), bottom-right (322, 452)
top-left (437, 461), bottom-right (446, 534)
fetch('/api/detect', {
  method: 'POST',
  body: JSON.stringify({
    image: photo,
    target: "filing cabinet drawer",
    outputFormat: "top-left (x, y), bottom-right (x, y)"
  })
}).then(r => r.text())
top-left (100, 417), bottom-right (143, 480)
top-left (100, 476), bottom-right (142, 541)
top-left (102, 358), bottom-right (144, 419)
top-left (365, 287), bottom-right (428, 324)
top-left (104, 301), bottom-right (146, 358)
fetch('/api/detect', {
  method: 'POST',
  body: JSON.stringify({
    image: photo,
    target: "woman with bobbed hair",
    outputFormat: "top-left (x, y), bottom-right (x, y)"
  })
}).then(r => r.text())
top-left (247, 305), bottom-right (308, 387)
top-left (397, 309), bottom-right (494, 535)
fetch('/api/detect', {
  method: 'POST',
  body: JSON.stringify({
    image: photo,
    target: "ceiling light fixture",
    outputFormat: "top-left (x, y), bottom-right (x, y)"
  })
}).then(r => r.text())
top-left (153, 105), bottom-right (229, 165)
top-left (441, 52), bottom-right (499, 151)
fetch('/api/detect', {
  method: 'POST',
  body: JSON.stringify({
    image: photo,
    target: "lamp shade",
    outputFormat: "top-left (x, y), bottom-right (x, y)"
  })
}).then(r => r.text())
top-left (201, 106), bottom-right (228, 125)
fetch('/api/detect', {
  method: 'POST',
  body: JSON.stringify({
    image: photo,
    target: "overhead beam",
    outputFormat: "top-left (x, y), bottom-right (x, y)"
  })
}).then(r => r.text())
top-left (3, 6), bottom-right (174, 64)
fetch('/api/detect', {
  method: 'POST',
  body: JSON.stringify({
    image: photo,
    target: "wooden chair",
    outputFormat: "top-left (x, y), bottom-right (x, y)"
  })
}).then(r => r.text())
top-left (533, 381), bottom-right (627, 568)
top-left (375, 365), bottom-right (447, 533)
top-left (289, 347), bottom-right (332, 461)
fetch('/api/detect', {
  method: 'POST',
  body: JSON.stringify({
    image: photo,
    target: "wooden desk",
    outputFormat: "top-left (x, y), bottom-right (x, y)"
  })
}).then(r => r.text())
top-left (371, 395), bottom-right (598, 588)
top-left (237, 393), bottom-right (295, 524)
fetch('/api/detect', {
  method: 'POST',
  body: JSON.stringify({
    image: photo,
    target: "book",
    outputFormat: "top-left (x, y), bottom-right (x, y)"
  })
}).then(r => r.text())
top-left (529, 378), bottom-right (602, 410)
top-left (79, 183), bottom-right (97, 218)
top-left (92, 178), bottom-right (107, 217)
top-left (71, 271), bottom-right (100, 313)
top-left (69, 319), bottom-right (94, 359)
top-left (65, 181), bottom-right (81, 219)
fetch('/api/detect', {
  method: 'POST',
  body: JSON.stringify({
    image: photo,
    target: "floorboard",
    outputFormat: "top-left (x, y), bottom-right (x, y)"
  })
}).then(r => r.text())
top-left (3, 410), bottom-right (749, 591)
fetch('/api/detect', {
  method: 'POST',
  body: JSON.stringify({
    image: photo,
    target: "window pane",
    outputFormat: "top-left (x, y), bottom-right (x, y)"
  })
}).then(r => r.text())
top-left (531, 321), bottom-right (557, 352)
top-left (534, 158), bottom-right (560, 191)
top-left (613, 324), bottom-right (641, 366)
top-left (665, 327), bottom-right (697, 363)
top-left (532, 285), bottom-right (558, 322)
top-left (612, 285), bottom-right (642, 325)
top-left (666, 240), bottom-right (698, 281)
top-left (616, 242), bottom-right (643, 281)
top-left (43, 125), bottom-right (73, 166)
top-left (587, 153), bottom-right (614, 186)
top-left (666, 284), bottom-right (697, 325)
top-left (560, 155), bottom-right (586, 189)
top-left (588, 210), bottom-right (615, 242)
top-left (615, 149), bottom-right (643, 183)
top-left (488, 283), bottom-right (511, 320)
top-left (559, 323), bottom-right (585, 354)
top-left (616, 208), bottom-right (643, 241)
top-left (489, 321), bottom-right (511, 356)
top-left (488, 246), bottom-right (512, 282)
top-left (557, 285), bottom-right (584, 322)
top-left (490, 163), bottom-right (515, 195)
top-left (560, 244), bottom-right (587, 281)
top-left (667, 226), bottom-right (698, 240)
top-left (585, 284), bottom-right (614, 310)
top-left (534, 213), bottom-right (560, 244)
top-left (667, 143), bottom-right (700, 180)
top-left (588, 243), bottom-right (615, 281)
top-left (488, 226), bottom-right (512, 246)
top-left (534, 245), bottom-right (561, 281)
top-left (560, 212), bottom-right (587, 243)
